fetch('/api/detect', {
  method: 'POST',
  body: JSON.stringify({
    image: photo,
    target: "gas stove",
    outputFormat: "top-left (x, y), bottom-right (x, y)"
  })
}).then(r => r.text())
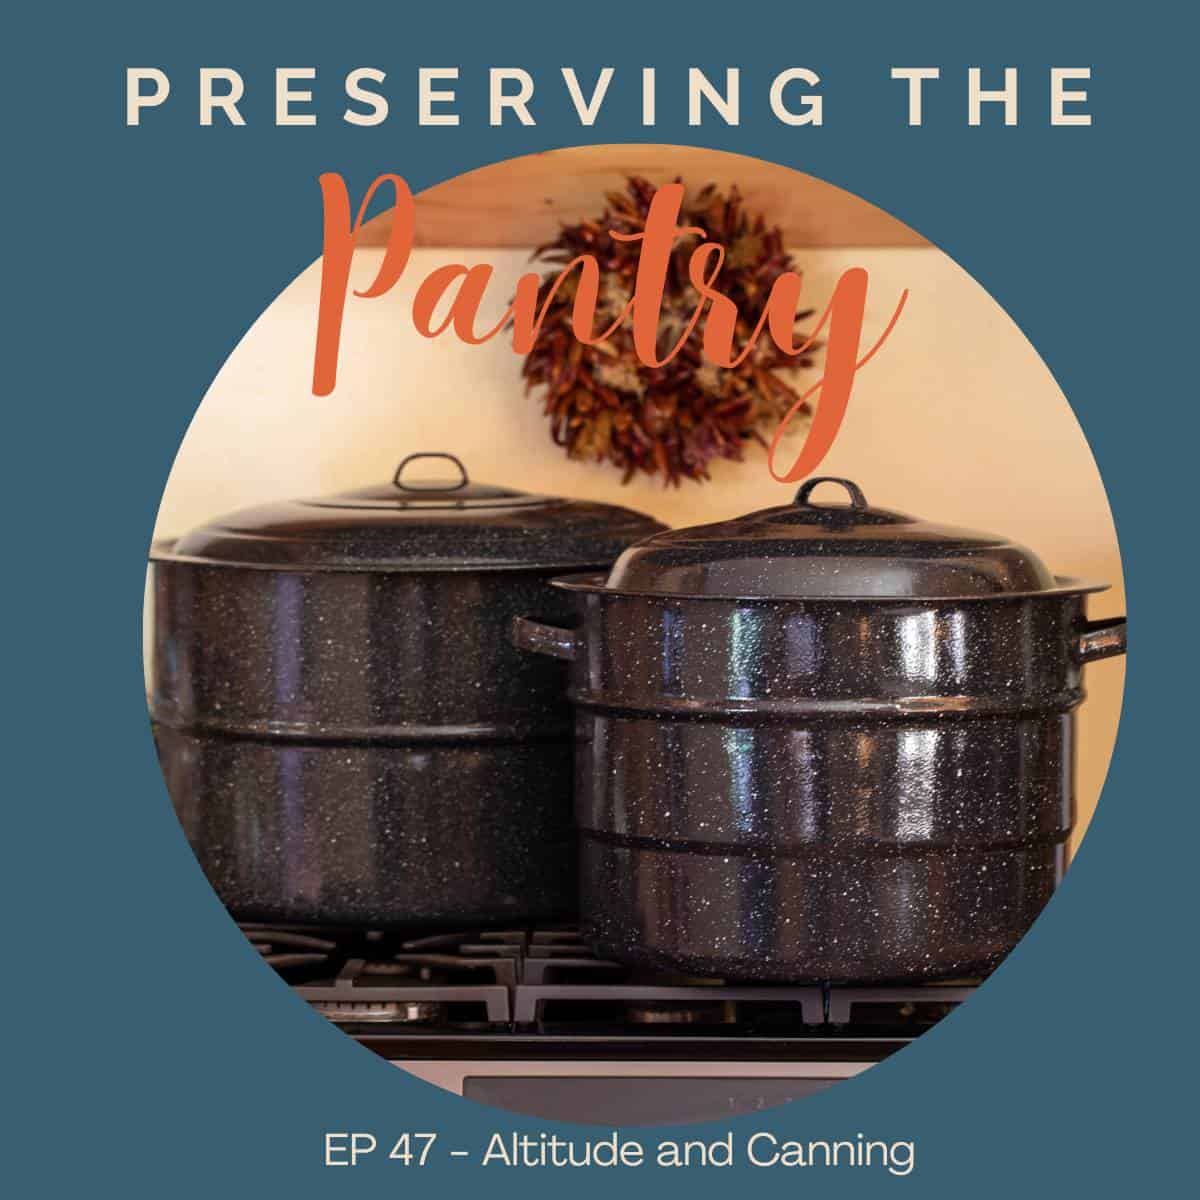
top-left (245, 923), bottom-right (978, 1124)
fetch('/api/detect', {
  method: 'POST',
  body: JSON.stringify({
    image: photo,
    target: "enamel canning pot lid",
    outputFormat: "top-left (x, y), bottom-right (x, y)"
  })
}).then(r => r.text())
top-left (150, 452), bottom-right (665, 572)
top-left (562, 476), bottom-right (1108, 602)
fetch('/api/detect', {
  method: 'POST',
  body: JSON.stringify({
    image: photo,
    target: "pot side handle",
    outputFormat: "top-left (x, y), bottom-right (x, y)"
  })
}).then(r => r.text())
top-left (511, 615), bottom-right (579, 661)
top-left (1077, 616), bottom-right (1127, 663)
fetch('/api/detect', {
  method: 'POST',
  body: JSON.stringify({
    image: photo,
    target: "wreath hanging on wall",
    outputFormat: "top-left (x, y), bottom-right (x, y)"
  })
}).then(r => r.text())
top-left (520, 177), bottom-right (819, 486)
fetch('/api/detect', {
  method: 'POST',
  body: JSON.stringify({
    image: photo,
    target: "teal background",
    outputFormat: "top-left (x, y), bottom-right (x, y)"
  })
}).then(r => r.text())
top-left (7, 1), bottom-right (1193, 1194)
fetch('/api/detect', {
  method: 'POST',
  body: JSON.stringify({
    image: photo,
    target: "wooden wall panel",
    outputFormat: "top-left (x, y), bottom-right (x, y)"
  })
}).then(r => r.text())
top-left (360, 145), bottom-right (927, 248)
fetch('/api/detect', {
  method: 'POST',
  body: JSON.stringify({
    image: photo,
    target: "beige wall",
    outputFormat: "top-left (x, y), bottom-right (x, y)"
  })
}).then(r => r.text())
top-left (153, 244), bottom-right (1124, 848)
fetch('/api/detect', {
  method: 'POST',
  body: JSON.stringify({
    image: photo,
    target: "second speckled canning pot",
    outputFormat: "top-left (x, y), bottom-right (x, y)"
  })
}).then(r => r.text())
top-left (513, 478), bottom-right (1126, 982)
top-left (149, 453), bottom-right (664, 928)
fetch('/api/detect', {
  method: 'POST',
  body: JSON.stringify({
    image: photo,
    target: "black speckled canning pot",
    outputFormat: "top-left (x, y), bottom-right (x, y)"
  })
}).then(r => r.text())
top-left (149, 453), bottom-right (664, 928)
top-left (513, 477), bottom-right (1127, 982)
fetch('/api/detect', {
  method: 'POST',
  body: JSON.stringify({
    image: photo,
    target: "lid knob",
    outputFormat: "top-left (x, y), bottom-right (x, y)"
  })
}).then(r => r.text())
top-left (393, 452), bottom-right (470, 493)
top-left (794, 476), bottom-right (868, 511)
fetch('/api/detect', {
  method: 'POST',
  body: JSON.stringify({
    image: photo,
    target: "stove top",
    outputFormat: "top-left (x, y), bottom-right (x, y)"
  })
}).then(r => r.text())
top-left (243, 923), bottom-right (979, 1062)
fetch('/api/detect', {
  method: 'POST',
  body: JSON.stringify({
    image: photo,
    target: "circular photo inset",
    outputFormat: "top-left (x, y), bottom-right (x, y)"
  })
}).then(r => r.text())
top-left (145, 146), bottom-right (1125, 1127)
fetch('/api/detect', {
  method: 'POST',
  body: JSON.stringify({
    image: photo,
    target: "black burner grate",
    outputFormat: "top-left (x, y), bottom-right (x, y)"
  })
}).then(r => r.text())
top-left (243, 924), bottom-right (515, 1024)
top-left (513, 931), bottom-right (825, 1026)
top-left (241, 923), bottom-right (980, 1038)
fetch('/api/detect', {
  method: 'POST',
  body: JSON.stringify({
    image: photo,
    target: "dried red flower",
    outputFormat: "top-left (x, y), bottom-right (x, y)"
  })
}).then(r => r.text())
top-left (520, 177), bottom-right (818, 485)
